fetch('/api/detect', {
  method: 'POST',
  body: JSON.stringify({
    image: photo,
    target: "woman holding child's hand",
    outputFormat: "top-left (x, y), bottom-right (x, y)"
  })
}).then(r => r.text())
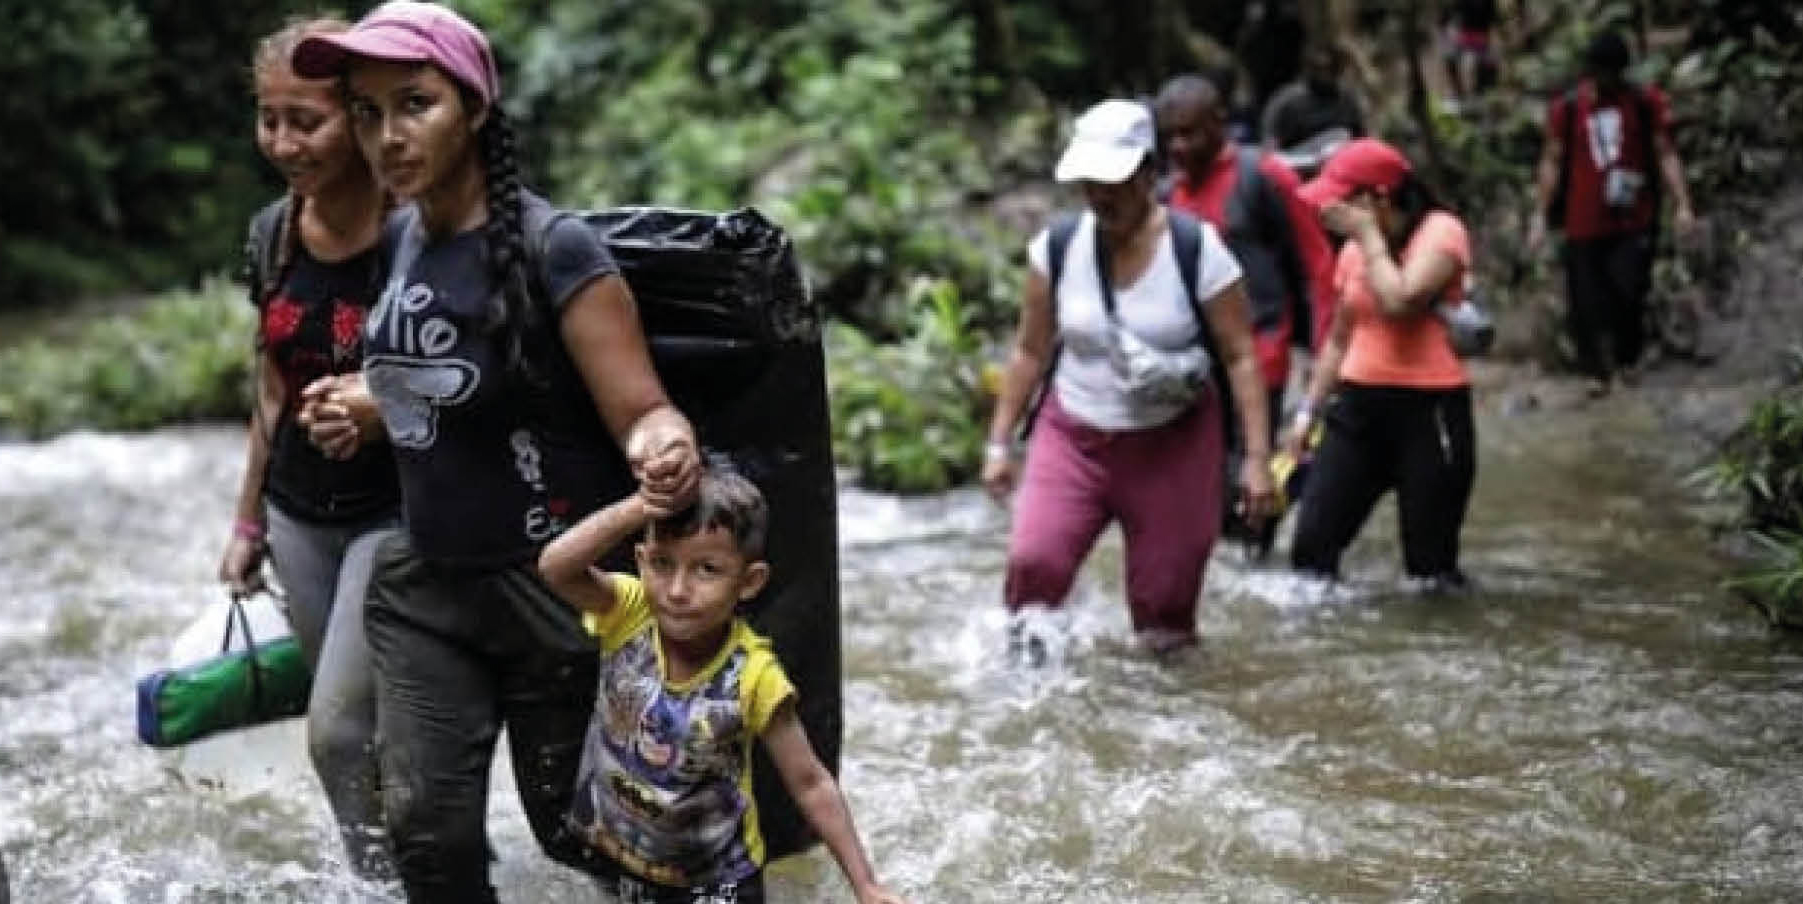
top-left (626, 412), bottom-right (701, 511)
top-left (290, 4), bottom-right (700, 900)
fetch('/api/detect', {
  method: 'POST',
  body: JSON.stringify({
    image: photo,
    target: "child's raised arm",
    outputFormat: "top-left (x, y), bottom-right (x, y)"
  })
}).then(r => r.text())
top-left (537, 491), bottom-right (660, 615)
top-left (762, 701), bottom-right (908, 904)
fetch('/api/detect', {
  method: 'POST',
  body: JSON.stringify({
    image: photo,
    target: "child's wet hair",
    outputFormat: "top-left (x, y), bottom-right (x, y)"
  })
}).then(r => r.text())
top-left (648, 457), bottom-right (768, 560)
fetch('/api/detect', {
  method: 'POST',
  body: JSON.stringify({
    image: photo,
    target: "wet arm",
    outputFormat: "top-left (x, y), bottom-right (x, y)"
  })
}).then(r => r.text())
top-left (1298, 300), bottom-right (1352, 415)
top-left (1350, 223), bottom-right (1459, 318)
top-left (763, 702), bottom-right (895, 901)
top-left (986, 269), bottom-right (1057, 448)
top-left (1654, 130), bottom-right (1695, 220)
top-left (560, 274), bottom-right (699, 504)
top-left (1532, 115), bottom-right (1564, 226)
top-left (231, 351), bottom-right (285, 528)
top-left (537, 493), bottom-right (655, 614)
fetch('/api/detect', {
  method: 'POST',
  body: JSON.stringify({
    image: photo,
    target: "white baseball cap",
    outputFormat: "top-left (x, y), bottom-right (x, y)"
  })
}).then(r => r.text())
top-left (1054, 100), bottom-right (1155, 184)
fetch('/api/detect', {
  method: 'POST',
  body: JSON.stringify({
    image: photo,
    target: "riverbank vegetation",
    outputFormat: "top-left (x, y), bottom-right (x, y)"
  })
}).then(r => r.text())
top-left (4, 1), bottom-right (1800, 507)
top-left (1706, 345), bottom-right (1803, 627)
top-left (0, 279), bottom-right (252, 438)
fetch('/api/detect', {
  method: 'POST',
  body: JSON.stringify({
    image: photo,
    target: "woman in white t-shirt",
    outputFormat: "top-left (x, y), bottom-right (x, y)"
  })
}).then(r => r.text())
top-left (984, 99), bottom-right (1275, 657)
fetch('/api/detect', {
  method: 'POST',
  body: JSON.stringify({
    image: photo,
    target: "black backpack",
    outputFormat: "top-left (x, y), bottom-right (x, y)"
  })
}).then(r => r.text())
top-left (518, 203), bottom-right (840, 862)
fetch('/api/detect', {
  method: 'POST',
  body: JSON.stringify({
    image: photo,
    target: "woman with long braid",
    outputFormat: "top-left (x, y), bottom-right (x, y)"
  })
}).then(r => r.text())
top-left (292, 4), bottom-right (700, 899)
top-left (221, 17), bottom-right (400, 880)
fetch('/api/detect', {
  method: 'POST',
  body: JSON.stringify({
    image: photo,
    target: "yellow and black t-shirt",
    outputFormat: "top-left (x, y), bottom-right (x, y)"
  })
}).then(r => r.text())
top-left (570, 574), bottom-right (795, 888)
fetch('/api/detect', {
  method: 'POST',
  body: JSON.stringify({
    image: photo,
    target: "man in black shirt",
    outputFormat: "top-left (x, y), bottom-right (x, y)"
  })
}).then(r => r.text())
top-left (1260, 42), bottom-right (1365, 172)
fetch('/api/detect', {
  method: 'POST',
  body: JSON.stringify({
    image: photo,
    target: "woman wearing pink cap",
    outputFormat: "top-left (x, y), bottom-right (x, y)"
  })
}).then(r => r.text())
top-left (1286, 139), bottom-right (1477, 590)
top-left (291, 3), bottom-right (700, 900)
top-left (983, 99), bottom-right (1274, 658)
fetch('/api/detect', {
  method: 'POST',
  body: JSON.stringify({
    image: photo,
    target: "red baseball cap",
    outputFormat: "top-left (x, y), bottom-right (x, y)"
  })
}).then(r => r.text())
top-left (1297, 138), bottom-right (1413, 208)
top-left (292, 1), bottom-right (499, 107)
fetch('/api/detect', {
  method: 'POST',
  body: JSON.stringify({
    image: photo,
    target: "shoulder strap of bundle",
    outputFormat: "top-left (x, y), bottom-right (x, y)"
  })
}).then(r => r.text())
top-left (522, 198), bottom-right (560, 282)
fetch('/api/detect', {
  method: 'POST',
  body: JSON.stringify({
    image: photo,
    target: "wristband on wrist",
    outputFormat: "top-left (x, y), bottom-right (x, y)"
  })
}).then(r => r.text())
top-left (233, 518), bottom-right (267, 542)
top-left (1293, 404), bottom-right (1316, 426)
top-left (985, 440), bottom-right (1011, 460)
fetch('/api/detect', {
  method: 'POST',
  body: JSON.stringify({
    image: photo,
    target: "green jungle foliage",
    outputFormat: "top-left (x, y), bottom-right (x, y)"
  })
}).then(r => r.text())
top-left (1, 2), bottom-right (299, 304)
top-left (1708, 346), bottom-right (1803, 627)
top-left (7, 0), bottom-right (1801, 495)
top-left (0, 279), bottom-right (255, 438)
top-left (1405, 1), bottom-right (1803, 365)
top-left (827, 278), bottom-right (989, 494)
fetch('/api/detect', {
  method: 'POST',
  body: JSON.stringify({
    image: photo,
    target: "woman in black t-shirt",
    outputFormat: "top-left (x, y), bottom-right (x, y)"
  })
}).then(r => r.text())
top-left (219, 18), bottom-right (402, 880)
top-left (291, 4), bottom-right (700, 900)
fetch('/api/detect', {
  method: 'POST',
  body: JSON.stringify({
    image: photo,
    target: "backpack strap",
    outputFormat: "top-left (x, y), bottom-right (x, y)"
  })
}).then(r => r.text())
top-left (1168, 209), bottom-right (1243, 491)
top-left (1017, 213), bottom-right (1081, 442)
top-left (1223, 149), bottom-right (1263, 243)
top-left (1234, 148), bottom-right (1315, 349)
top-left (244, 195), bottom-right (292, 307)
top-left (1166, 208), bottom-right (1204, 324)
top-left (1045, 212), bottom-right (1080, 306)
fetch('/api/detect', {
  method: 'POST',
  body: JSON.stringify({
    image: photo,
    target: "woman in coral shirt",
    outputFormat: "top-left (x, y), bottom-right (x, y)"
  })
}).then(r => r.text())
top-left (1285, 139), bottom-right (1476, 590)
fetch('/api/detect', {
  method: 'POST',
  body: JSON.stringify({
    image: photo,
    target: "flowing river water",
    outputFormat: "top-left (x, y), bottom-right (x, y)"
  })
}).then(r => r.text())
top-left (3, 383), bottom-right (1801, 902)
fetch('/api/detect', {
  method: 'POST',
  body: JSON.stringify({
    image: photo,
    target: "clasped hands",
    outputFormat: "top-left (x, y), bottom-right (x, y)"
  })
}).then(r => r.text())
top-left (298, 376), bottom-right (701, 512)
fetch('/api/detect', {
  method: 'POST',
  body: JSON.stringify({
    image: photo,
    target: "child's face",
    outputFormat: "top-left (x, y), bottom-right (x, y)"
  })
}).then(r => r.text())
top-left (635, 526), bottom-right (768, 645)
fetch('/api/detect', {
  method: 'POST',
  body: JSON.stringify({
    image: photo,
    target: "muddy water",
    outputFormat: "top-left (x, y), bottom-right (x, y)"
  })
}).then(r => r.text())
top-left (3, 388), bottom-right (1800, 902)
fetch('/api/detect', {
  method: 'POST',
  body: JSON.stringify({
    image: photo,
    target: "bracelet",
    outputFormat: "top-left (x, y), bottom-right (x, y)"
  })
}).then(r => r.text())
top-left (984, 441), bottom-right (1011, 461)
top-left (233, 518), bottom-right (267, 542)
top-left (1292, 404), bottom-right (1316, 427)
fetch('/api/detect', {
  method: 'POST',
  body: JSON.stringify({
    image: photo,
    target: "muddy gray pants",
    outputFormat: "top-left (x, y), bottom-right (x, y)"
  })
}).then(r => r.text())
top-left (265, 503), bottom-right (401, 879)
top-left (364, 532), bottom-right (607, 903)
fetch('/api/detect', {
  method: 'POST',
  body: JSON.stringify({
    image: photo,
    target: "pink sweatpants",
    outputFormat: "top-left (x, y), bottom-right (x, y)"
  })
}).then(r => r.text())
top-left (1004, 391), bottom-right (1226, 639)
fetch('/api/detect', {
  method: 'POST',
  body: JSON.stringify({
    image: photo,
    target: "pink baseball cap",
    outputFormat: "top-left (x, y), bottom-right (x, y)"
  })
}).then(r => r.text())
top-left (291, 1), bottom-right (499, 107)
top-left (1297, 138), bottom-right (1413, 208)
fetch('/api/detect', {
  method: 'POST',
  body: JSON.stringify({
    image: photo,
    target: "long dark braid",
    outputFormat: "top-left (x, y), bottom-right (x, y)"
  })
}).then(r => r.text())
top-left (476, 104), bottom-right (539, 384)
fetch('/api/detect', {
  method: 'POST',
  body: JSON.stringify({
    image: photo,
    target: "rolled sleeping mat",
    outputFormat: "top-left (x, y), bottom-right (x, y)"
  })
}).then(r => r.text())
top-left (579, 206), bottom-right (840, 860)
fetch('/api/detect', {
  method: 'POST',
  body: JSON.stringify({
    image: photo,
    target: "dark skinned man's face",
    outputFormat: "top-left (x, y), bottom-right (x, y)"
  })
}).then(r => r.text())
top-left (1157, 99), bottom-right (1226, 180)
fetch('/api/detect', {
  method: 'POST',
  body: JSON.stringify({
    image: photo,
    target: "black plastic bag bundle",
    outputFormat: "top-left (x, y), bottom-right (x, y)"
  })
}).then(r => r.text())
top-left (566, 207), bottom-right (841, 860)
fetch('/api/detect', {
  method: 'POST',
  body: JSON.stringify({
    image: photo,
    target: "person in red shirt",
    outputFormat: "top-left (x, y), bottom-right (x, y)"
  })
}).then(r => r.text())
top-left (1528, 30), bottom-right (1697, 396)
top-left (1155, 74), bottom-right (1336, 553)
top-left (1156, 75), bottom-right (1335, 426)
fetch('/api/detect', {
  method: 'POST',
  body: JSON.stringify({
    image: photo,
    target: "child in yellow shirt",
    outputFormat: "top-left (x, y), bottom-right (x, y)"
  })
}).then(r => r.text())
top-left (539, 463), bottom-right (905, 904)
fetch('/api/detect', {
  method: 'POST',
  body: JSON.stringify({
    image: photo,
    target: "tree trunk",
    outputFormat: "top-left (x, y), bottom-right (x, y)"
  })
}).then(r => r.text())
top-left (1402, 0), bottom-right (1451, 190)
top-left (966, 0), bottom-right (1025, 107)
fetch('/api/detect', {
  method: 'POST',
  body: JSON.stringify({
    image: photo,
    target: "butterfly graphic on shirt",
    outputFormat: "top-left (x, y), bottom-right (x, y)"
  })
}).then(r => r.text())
top-left (363, 354), bottom-right (479, 449)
